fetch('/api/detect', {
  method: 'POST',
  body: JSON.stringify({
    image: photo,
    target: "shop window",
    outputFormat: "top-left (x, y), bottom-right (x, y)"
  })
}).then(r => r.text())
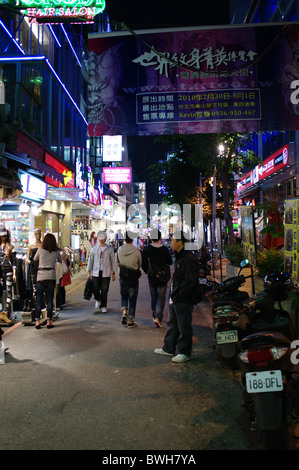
top-left (0, 210), bottom-right (31, 252)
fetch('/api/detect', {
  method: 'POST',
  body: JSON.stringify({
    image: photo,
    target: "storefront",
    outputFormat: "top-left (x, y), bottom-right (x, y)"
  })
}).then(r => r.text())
top-left (0, 169), bottom-right (47, 253)
top-left (235, 143), bottom-right (296, 247)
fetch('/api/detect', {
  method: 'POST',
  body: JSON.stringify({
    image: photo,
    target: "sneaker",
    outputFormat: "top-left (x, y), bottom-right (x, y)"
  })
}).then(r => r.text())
top-left (154, 348), bottom-right (173, 356)
top-left (101, 307), bottom-right (107, 313)
top-left (172, 354), bottom-right (191, 363)
top-left (153, 318), bottom-right (162, 328)
top-left (121, 311), bottom-right (127, 325)
top-left (95, 300), bottom-right (100, 309)
top-left (127, 320), bottom-right (137, 328)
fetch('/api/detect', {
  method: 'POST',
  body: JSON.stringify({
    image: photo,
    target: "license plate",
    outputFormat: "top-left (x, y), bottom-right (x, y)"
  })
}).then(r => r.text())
top-left (216, 330), bottom-right (238, 344)
top-left (246, 370), bottom-right (283, 393)
top-left (199, 278), bottom-right (207, 284)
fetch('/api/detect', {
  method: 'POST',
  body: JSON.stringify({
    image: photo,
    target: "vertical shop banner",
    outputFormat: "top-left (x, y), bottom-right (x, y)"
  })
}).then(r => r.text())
top-left (240, 206), bottom-right (257, 266)
top-left (88, 23), bottom-right (299, 136)
top-left (284, 198), bottom-right (299, 280)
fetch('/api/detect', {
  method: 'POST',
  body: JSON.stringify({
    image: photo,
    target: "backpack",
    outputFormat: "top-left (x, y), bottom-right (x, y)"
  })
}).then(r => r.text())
top-left (148, 259), bottom-right (171, 286)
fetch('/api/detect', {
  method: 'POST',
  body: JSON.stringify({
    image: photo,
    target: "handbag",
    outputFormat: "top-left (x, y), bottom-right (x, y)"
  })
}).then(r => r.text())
top-left (84, 278), bottom-right (93, 300)
top-left (62, 259), bottom-right (69, 275)
top-left (119, 265), bottom-right (141, 287)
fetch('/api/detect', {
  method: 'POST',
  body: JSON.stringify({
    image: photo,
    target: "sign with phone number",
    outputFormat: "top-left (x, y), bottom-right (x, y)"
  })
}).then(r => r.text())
top-left (136, 89), bottom-right (261, 124)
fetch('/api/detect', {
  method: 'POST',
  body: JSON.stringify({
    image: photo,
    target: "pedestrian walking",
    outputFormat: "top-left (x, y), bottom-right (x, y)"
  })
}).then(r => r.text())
top-left (142, 229), bottom-right (172, 328)
top-left (117, 232), bottom-right (142, 328)
top-left (89, 231), bottom-right (97, 247)
top-left (87, 230), bottom-right (116, 313)
top-left (116, 229), bottom-right (124, 248)
top-left (33, 233), bottom-right (62, 329)
top-left (0, 224), bottom-right (16, 324)
top-left (154, 231), bottom-right (198, 362)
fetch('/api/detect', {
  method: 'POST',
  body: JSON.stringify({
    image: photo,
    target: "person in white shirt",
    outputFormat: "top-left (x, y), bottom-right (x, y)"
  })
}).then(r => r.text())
top-left (87, 231), bottom-right (116, 313)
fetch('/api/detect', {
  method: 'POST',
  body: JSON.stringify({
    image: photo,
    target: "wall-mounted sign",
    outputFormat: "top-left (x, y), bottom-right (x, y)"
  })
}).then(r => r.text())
top-left (18, 0), bottom-right (106, 22)
top-left (20, 172), bottom-right (48, 201)
top-left (103, 135), bottom-right (123, 162)
top-left (45, 153), bottom-right (74, 188)
top-left (236, 144), bottom-right (290, 196)
top-left (103, 167), bottom-right (132, 184)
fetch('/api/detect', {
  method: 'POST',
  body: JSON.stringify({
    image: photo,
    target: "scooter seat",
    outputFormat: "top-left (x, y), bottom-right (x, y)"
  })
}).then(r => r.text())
top-left (241, 331), bottom-right (291, 350)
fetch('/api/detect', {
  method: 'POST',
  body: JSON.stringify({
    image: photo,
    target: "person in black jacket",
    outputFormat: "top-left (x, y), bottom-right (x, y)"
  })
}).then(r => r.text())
top-left (154, 231), bottom-right (198, 362)
top-left (142, 229), bottom-right (172, 328)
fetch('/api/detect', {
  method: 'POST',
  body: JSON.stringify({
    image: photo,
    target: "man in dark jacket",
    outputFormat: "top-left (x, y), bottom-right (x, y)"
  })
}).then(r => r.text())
top-left (154, 231), bottom-right (198, 362)
top-left (142, 229), bottom-right (172, 328)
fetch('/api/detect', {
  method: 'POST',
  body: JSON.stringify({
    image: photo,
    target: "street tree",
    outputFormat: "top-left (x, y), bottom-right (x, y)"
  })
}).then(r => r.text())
top-left (149, 133), bottom-right (257, 244)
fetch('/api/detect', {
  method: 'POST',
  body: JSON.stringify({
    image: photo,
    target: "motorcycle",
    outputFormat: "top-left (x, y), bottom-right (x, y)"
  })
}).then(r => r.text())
top-left (198, 257), bottom-right (213, 294)
top-left (237, 272), bottom-right (299, 449)
top-left (211, 259), bottom-right (252, 365)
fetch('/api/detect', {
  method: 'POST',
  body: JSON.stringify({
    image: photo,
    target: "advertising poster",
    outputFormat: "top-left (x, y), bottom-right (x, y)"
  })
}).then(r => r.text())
top-left (88, 23), bottom-right (299, 136)
top-left (284, 198), bottom-right (299, 280)
top-left (240, 206), bottom-right (257, 267)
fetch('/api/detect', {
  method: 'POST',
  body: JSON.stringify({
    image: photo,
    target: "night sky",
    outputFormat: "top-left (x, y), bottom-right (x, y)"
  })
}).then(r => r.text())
top-left (105, 0), bottom-right (231, 204)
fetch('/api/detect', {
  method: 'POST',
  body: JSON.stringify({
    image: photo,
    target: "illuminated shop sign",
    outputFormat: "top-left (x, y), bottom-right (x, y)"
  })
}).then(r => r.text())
top-left (18, 0), bottom-right (106, 22)
top-left (236, 144), bottom-right (290, 195)
top-left (103, 167), bottom-right (132, 184)
top-left (45, 153), bottom-right (75, 188)
top-left (103, 135), bottom-right (123, 162)
top-left (20, 173), bottom-right (48, 200)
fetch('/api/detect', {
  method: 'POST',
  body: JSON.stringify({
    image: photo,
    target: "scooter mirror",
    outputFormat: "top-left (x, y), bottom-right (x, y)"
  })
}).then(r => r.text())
top-left (240, 259), bottom-right (249, 268)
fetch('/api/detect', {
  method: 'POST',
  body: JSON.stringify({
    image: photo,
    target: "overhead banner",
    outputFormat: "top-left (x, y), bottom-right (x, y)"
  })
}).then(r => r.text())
top-left (88, 23), bottom-right (299, 136)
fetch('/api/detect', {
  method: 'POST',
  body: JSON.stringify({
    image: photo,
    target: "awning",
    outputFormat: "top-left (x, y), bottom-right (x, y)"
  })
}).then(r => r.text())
top-left (4, 148), bottom-right (30, 166)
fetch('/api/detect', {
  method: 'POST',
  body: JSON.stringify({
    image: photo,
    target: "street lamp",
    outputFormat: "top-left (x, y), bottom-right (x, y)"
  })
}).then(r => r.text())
top-left (212, 144), bottom-right (225, 256)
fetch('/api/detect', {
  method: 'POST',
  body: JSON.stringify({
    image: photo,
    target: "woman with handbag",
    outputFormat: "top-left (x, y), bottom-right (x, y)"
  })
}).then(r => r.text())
top-left (33, 233), bottom-right (62, 329)
top-left (117, 232), bottom-right (142, 328)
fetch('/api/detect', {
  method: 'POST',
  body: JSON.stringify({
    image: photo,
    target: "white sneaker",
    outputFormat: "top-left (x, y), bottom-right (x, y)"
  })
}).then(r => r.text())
top-left (101, 307), bottom-right (107, 313)
top-left (172, 354), bottom-right (191, 363)
top-left (95, 301), bottom-right (100, 309)
top-left (154, 348), bottom-right (173, 356)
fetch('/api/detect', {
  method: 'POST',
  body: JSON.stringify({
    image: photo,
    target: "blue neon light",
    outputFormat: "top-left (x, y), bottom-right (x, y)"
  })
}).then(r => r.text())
top-left (0, 20), bottom-right (26, 55)
top-left (60, 25), bottom-right (82, 68)
top-left (48, 25), bottom-right (62, 48)
top-left (0, 55), bottom-right (88, 125)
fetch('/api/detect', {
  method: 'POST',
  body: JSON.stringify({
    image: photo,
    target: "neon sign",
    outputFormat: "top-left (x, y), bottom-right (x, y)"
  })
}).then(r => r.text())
top-left (18, 0), bottom-right (106, 22)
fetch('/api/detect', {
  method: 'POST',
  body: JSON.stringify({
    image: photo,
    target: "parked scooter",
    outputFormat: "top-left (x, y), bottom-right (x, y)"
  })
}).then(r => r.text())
top-left (237, 272), bottom-right (299, 449)
top-left (198, 257), bottom-right (213, 294)
top-left (211, 260), bottom-right (252, 365)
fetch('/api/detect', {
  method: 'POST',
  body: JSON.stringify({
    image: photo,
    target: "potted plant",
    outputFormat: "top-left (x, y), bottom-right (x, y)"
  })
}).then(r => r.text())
top-left (255, 248), bottom-right (284, 278)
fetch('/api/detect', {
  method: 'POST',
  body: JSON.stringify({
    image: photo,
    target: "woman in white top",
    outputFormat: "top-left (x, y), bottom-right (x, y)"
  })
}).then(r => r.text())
top-left (34, 233), bottom-right (62, 329)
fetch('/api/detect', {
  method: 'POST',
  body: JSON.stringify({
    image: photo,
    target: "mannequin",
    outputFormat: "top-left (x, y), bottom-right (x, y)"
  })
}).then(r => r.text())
top-left (26, 229), bottom-right (42, 318)
top-left (0, 225), bottom-right (16, 324)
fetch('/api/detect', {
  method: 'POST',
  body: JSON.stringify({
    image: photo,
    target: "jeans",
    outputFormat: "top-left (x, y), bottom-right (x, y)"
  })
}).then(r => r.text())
top-left (148, 280), bottom-right (167, 322)
top-left (120, 280), bottom-right (138, 319)
top-left (35, 279), bottom-right (56, 321)
top-left (92, 272), bottom-right (110, 307)
top-left (163, 301), bottom-right (193, 357)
